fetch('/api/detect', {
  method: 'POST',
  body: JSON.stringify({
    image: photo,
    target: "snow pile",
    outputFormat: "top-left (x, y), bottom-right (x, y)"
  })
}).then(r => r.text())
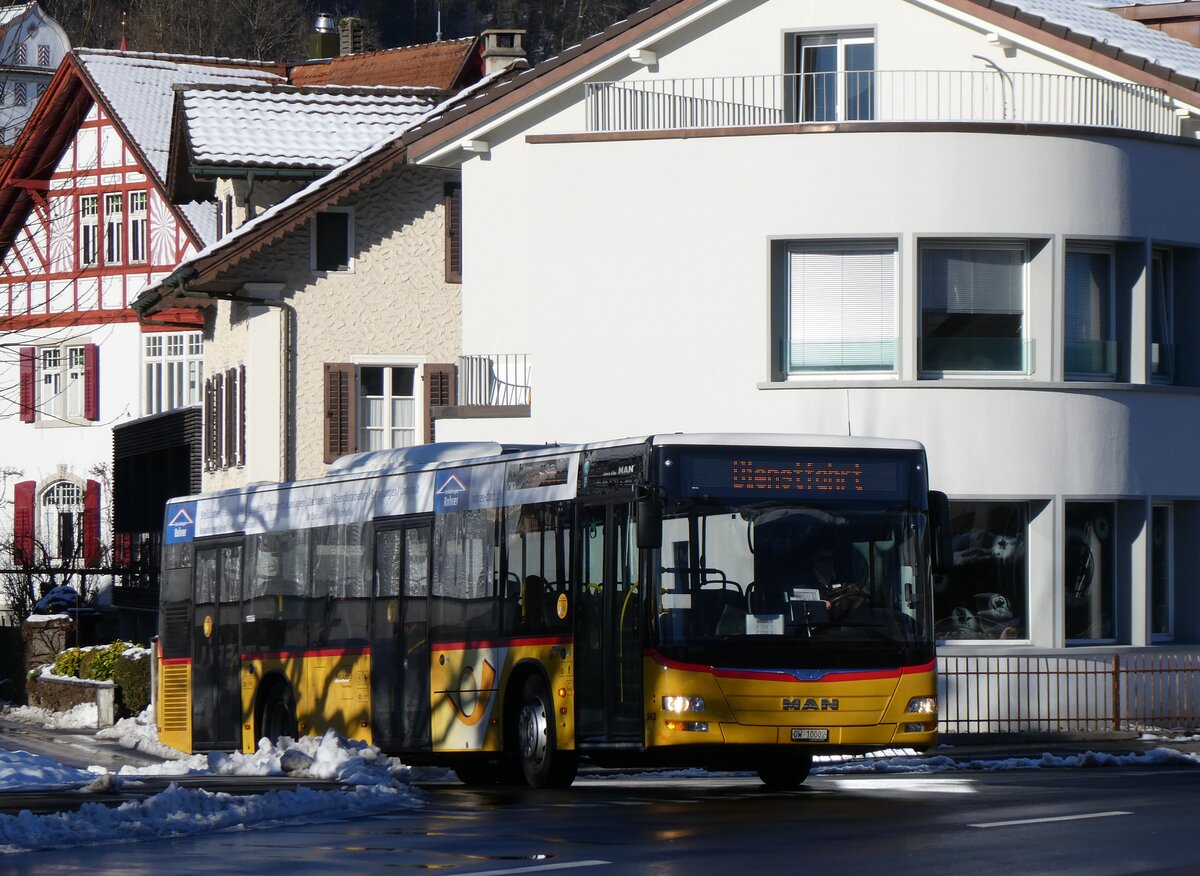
top-left (0, 782), bottom-right (417, 853)
top-left (812, 746), bottom-right (1200, 774)
top-left (0, 750), bottom-right (100, 793)
top-left (3, 703), bottom-right (100, 731)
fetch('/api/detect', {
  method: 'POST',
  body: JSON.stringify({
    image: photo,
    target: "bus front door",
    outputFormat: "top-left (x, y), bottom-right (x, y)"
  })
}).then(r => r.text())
top-left (371, 521), bottom-right (432, 752)
top-left (192, 542), bottom-right (243, 750)
top-left (575, 503), bottom-right (642, 746)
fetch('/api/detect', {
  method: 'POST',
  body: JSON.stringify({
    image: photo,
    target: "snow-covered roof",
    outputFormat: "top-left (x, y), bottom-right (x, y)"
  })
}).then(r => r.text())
top-left (998, 0), bottom-right (1200, 81)
top-left (0, 3), bottom-right (31, 27)
top-left (179, 86), bottom-right (442, 169)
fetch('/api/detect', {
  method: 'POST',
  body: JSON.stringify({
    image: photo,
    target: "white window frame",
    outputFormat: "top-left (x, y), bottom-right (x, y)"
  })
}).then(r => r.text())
top-left (352, 357), bottom-right (423, 451)
top-left (39, 342), bottom-right (86, 422)
top-left (311, 207), bottom-right (355, 273)
top-left (785, 240), bottom-right (897, 376)
top-left (1150, 249), bottom-right (1173, 384)
top-left (1064, 244), bottom-right (1117, 381)
top-left (79, 194), bottom-right (98, 267)
top-left (919, 240), bottom-right (1030, 377)
top-left (794, 30), bottom-right (875, 122)
top-left (143, 331), bottom-right (204, 415)
top-left (128, 191), bottom-right (148, 264)
top-left (104, 192), bottom-right (123, 264)
top-left (1151, 503), bottom-right (1173, 642)
top-left (40, 479), bottom-right (85, 562)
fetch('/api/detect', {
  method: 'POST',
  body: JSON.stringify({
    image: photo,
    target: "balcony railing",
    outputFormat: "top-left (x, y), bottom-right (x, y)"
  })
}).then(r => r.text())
top-left (585, 70), bottom-right (1180, 136)
top-left (456, 354), bottom-right (531, 407)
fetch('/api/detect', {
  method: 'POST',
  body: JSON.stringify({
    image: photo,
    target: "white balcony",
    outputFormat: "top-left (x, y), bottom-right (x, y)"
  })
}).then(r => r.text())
top-left (584, 70), bottom-right (1182, 136)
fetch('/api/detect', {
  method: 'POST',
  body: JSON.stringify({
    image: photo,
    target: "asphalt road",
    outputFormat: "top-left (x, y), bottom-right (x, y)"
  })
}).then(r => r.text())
top-left (2, 760), bottom-right (1198, 875)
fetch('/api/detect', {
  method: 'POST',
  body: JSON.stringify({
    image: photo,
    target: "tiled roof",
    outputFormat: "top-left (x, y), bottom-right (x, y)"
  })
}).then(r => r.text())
top-left (289, 37), bottom-right (478, 89)
top-left (75, 50), bottom-right (286, 245)
top-left (180, 85), bottom-right (442, 168)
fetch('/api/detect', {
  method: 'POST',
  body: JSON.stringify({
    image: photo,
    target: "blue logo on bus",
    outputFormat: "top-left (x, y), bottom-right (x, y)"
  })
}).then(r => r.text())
top-left (435, 472), bottom-right (469, 513)
top-left (164, 502), bottom-right (197, 544)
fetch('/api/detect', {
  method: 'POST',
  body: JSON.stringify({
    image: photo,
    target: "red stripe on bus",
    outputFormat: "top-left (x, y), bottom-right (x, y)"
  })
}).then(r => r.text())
top-left (240, 646), bottom-right (371, 662)
top-left (431, 635), bottom-right (572, 651)
top-left (161, 657), bottom-right (191, 666)
top-left (648, 651), bottom-right (936, 683)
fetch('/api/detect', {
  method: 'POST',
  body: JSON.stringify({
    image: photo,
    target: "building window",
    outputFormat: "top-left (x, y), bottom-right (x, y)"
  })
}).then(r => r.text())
top-left (312, 209), bottom-right (353, 272)
top-left (37, 44), bottom-right (50, 67)
top-left (41, 481), bottom-right (84, 561)
top-left (19, 343), bottom-right (99, 423)
top-left (144, 331), bottom-right (203, 415)
top-left (128, 191), bottom-right (147, 263)
top-left (784, 241), bottom-right (896, 373)
top-left (359, 366), bottom-right (417, 451)
top-left (1151, 250), bottom-right (1173, 382)
top-left (324, 361), bottom-right (424, 462)
top-left (14, 81), bottom-right (27, 106)
top-left (79, 194), bottom-right (98, 266)
top-left (1065, 502), bottom-right (1115, 642)
top-left (224, 193), bottom-right (233, 235)
top-left (1151, 505), bottom-right (1172, 641)
top-left (1065, 246), bottom-right (1116, 379)
top-left (104, 192), bottom-right (123, 264)
top-left (920, 241), bottom-right (1026, 374)
top-left (204, 365), bottom-right (246, 471)
top-left (935, 501), bottom-right (1027, 641)
top-left (795, 31), bottom-right (874, 122)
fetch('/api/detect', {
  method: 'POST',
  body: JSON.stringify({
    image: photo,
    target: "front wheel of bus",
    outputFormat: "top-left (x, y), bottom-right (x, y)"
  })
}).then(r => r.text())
top-left (757, 752), bottom-right (813, 790)
top-left (260, 683), bottom-right (298, 744)
top-left (517, 676), bottom-right (576, 789)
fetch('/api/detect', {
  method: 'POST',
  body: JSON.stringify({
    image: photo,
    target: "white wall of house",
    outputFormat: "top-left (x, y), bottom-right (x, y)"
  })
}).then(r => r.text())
top-left (202, 163), bottom-right (462, 490)
top-left (428, 0), bottom-right (1200, 651)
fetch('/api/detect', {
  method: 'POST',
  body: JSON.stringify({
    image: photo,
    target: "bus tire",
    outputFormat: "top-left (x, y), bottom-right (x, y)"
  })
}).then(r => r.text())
top-left (757, 752), bottom-right (813, 790)
top-left (516, 675), bottom-right (576, 789)
top-left (260, 682), bottom-right (298, 745)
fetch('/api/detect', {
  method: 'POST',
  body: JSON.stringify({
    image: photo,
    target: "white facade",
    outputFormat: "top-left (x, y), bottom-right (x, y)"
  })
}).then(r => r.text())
top-left (414, 0), bottom-right (1200, 652)
top-left (0, 3), bottom-right (69, 146)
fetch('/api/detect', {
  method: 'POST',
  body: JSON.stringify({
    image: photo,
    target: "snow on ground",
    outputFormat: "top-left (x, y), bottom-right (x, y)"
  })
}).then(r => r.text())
top-left (0, 702), bottom-right (1197, 854)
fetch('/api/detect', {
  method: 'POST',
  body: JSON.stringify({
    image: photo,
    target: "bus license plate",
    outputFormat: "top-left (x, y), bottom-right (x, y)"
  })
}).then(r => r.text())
top-left (791, 728), bottom-right (828, 742)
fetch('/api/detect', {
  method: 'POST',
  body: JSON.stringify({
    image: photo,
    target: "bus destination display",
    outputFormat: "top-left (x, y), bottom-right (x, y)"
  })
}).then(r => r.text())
top-left (678, 452), bottom-right (906, 500)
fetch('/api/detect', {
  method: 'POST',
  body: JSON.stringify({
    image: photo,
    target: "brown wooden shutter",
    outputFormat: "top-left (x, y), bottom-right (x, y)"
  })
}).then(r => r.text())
top-left (13, 480), bottom-right (35, 567)
top-left (324, 362), bottom-right (356, 463)
top-left (224, 367), bottom-right (238, 469)
top-left (423, 363), bottom-right (457, 444)
top-left (83, 343), bottom-right (100, 421)
top-left (444, 181), bottom-right (462, 284)
top-left (18, 347), bottom-right (35, 423)
top-left (204, 376), bottom-right (217, 470)
top-left (83, 479), bottom-right (101, 566)
top-left (213, 371), bottom-right (225, 469)
top-left (238, 363), bottom-right (247, 467)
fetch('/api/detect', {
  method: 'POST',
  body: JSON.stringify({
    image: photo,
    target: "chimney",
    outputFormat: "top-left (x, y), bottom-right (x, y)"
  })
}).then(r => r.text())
top-left (339, 16), bottom-right (365, 56)
top-left (309, 13), bottom-right (339, 59)
top-left (481, 29), bottom-right (526, 76)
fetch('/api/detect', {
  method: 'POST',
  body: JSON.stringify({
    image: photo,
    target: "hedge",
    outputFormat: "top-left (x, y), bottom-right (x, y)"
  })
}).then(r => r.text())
top-left (48, 642), bottom-right (151, 717)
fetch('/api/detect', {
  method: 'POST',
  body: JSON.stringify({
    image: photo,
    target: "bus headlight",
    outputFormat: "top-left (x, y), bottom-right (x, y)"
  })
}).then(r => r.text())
top-left (662, 696), bottom-right (705, 713)
top-left (905, 696), bottom-right (937, 715)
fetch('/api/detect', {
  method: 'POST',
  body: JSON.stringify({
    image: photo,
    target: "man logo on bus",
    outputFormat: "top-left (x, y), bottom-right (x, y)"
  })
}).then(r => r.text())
top-left (435, 472), bottom-right (469, 513)
top-left (783, 697), bottom-right (839, 711)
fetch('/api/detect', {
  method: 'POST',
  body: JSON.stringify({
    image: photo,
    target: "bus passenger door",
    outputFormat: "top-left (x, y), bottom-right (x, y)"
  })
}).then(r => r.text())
top-left (575, 503), bottom-right (642, 745)
top-left (192, 542), bottom-right (243, 750)
top-left (372, 520), bottom-right (432, 751)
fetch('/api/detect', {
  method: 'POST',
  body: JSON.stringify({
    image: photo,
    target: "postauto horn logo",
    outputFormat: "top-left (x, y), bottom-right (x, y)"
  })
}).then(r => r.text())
top-left (165, 501), bottom-right (197, 544)
top-left (435, 471), bottom-right (469, 513)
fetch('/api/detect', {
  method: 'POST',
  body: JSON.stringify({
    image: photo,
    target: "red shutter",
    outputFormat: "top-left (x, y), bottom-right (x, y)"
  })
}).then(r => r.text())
top-left (324, 363), bottom-right (356, 463)
top-left (13, 480), bottom-right (35, 567)
top-left (423, 363), bottom-right (457, 444)
top-left (18, 347), bottom-right (35, 423)
top-left (83, 479), bottom-right (101, 567)
top-left (83, 343), bottom-right (99, 421)
top-left (444, 182), bottom-right (462, 283)
top-left (113, 532), bottom-right (132, 568)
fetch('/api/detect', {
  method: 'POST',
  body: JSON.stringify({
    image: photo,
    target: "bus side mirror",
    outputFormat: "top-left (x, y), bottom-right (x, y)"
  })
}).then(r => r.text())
top-left (636, 496), bottom-right (662, 550)
top-left (928, 490), bottom-right (954, 575)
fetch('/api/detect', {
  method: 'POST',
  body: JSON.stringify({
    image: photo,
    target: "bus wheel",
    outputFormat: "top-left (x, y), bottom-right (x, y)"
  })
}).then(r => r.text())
top-left (260, 683), bottom-right (298, 744)
top-left (516, 676), bottom-right (577, 789)
top-left (757, 753), bottom-right (813, 790)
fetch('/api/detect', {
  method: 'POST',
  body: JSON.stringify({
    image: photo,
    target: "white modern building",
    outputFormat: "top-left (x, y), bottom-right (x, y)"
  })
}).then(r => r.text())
top-left (404, 0), bottom-right (1200, 660)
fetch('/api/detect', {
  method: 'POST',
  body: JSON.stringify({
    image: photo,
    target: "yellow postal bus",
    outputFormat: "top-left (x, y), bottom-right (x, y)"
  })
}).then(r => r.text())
top-left (156, 433), bottom-right (949, 788)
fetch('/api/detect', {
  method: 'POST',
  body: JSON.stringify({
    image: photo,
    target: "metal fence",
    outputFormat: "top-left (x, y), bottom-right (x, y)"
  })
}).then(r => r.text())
top-left (939, 652), bottom-right (1200, 734)
top-left (585, 70), bottom-right (1179, 136)
top-left (455, 353), bottom-right (531, 407)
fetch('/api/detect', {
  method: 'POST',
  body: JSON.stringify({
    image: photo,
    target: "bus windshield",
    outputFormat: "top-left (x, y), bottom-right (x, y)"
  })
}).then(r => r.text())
top-left (651, 447), bottom-right (935, 669)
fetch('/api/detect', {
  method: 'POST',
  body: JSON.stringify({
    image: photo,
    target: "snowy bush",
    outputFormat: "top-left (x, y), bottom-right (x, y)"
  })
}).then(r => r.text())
top-left (110, 650), bottom-right (150, 717)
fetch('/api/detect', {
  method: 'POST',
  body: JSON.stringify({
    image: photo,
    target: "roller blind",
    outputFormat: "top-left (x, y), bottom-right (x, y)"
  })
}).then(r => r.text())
top-left (921, 246), bottom-right (1023, 314)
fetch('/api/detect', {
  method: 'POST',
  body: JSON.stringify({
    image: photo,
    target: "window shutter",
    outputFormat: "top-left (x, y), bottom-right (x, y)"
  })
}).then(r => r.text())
top-left (423, 363), bottom-right (457, 444)
top-left (13, 480), bottom-right (35, 567)
top-left (204, 376), bottom-right (217, 470)
top-left (113, 532), bottom-right (132, 568)
top-left (83, 479), bottom-right (101, 567)
top-left (444, 182), bottom-right (462, 283)
top-left (83, 343), bottom-right (100, 421)
top-left (324, 363), bottom-right (357, 463)
top-left (19, 347), bottom-right (36, 423)
top-left (238, 363), bottom-right (247, 467)
top-left (224, 367), bottom-right (237, 468)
